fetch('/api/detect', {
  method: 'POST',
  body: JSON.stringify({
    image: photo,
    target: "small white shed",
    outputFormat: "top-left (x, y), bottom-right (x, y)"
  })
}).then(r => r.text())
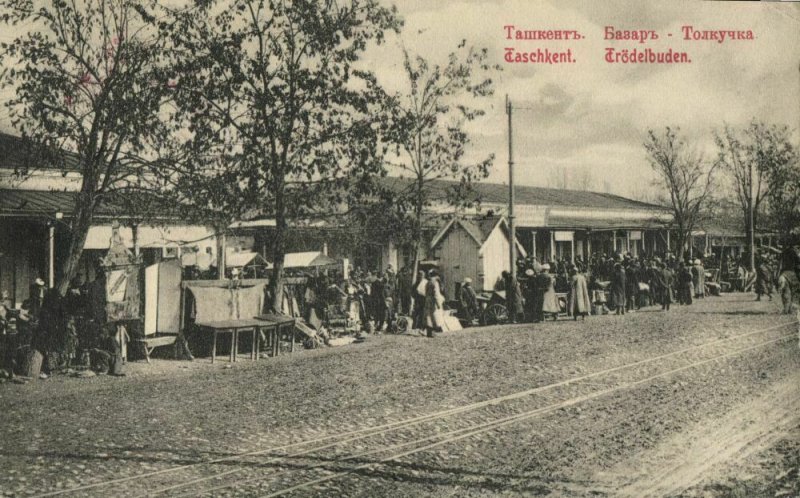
top-left (430, 216), bottom-right (526, 292)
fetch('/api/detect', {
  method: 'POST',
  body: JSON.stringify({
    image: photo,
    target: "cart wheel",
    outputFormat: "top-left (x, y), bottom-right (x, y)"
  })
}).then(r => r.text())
top-left (395, 315), bottom-right (411, 334)
top-left (483, 303), bottom-right (508, 325)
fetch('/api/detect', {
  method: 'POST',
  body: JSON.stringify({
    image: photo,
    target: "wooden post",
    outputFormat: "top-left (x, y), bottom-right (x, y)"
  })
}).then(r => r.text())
top-left (570, 237), bottom-right (575, 264)
top-left (531, 231), bottom-right (537, 261)
top-left (549, 231), bottom-right (555, 262)
top-left (48, 223), bottom-right (55, 288)
top-left (506, 96), bottom-right (516, 279)
top-left (132, 224), bottom-right (140, 257)
top-left (217, 231), bottom-right (226, 280)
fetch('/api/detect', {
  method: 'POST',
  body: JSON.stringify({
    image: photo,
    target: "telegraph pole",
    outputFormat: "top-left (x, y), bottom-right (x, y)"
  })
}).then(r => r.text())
top-left (507, 95), bottom-right (516, 279)
top-left (748, 160), bottom-right (755, 272)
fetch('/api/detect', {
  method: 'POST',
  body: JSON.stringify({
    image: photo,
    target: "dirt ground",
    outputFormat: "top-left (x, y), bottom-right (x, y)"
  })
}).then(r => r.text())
top-left (0, 293), bottom-right (798, 497)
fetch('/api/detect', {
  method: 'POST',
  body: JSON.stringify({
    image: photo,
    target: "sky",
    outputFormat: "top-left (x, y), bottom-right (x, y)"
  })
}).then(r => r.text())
top-left (1, 0), bottom-right (799, 200)
top-left (366, 0), bottom-right (800, 199)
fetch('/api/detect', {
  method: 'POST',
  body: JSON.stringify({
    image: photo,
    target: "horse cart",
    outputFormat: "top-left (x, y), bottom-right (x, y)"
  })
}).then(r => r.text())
top-left (476, 290), bottom-right (509, 325)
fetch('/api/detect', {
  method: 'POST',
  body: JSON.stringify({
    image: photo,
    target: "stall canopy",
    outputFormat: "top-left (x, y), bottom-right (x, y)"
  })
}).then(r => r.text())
top-left (225, 250), bottom-right (272, 269)
top-left (283, 251), bottom-right (337, 268)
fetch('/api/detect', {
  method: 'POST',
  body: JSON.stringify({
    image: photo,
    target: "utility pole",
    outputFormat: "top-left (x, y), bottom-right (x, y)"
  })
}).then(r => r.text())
top-left (748, 160), bottom-right (755, 272)
top-left (506, 95), bottom-right (516, 279)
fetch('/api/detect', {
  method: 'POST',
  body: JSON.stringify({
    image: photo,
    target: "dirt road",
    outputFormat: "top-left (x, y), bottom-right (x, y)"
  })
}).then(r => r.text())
top-left (0, 293), bottom-right (797, 497)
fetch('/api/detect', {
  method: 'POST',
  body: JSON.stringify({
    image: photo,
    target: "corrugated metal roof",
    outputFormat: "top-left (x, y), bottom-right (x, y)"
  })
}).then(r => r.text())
top-left (1, 189), bottom-right (79, 215)
top-left (378, 177), bottom-right (666, 212)
top-left (0, 189), bottom-right (181, 219)
top-left (547, 215), bottom-right (667, 230)
top-left (0, 133), bottom-right (82, 172)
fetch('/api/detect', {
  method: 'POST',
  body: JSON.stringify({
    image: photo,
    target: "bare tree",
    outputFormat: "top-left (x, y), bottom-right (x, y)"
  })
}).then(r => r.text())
top-left (644, 127), bottom-right (718, 257)
top-left (715, 121), bottom-right (798, 249)
top-left (383, 42), bottom-right (500, 273)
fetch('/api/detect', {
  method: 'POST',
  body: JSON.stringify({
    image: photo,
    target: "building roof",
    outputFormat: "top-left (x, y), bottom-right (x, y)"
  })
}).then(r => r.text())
top-left (378, 177), bottom-right (666, 212)
top-left (547, 215), bottom-right (668, 231)
top-left (430, 215), bottom-right (526, 256)
top-left (0, 188), bottom-right (182, 220)
top-left (0, 133), bottom-right (81, 172)
top-left (461, 217), bottom-right (502, 245)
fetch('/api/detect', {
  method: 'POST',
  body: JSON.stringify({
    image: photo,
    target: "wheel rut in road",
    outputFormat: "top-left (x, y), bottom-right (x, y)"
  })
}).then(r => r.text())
top-left (595, 370), bottom-right (800, 498)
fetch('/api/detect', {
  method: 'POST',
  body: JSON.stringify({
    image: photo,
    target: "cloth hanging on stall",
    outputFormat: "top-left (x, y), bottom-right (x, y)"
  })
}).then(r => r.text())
top-left (188, 284), bottom-right (265, 323)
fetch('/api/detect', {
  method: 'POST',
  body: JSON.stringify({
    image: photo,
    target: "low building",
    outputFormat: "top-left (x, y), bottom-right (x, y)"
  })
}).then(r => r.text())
top-left (379, 178), bottom-right (674, 267)
top-left (0, 133), bottom-right (217, 307)
top-left (429, 215), bottom-right (525, 292)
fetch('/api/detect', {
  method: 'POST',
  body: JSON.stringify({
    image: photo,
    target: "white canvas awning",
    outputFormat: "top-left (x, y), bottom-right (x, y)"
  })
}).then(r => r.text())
top-left (84, 225), bottom-right (214, 250)
top-left (225, 251), bottom-right (271, 269)
top-left (283, 251), bottom-right (337, 268)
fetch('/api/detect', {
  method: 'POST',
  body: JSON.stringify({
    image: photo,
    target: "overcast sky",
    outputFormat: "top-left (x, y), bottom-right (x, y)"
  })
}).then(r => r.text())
top-left (369, 0), bottom-right (800, 199)
top-left (1, 0), bottom-right (799, 200)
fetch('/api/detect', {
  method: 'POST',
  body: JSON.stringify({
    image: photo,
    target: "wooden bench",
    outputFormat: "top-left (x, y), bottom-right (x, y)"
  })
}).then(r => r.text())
top-left (135, 334), bottom-right (178, 363)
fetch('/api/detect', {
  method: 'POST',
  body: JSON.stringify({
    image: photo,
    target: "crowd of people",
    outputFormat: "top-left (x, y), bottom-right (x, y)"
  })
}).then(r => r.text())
top-left (298, 247), bottom-right (798, 343)
top-left (491, 249), bottom-right (796, 324)
top-left (302, 265), bottom-right (455, 338)
top-left (493, 252), bottom-right (711, 324)
top-left (0, 271), bottom-right (128, 380)
top-left (3, 247), bottom-right (795, 377)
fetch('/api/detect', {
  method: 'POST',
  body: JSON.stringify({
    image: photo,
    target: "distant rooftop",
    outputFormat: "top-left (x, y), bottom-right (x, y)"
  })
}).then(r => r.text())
top-left (1, 131), bottom-right (667, 213)
top-left (0, 188), bottom-right (182, 220)
top-left (377, 176), bottom-right (666, 212)
top-left (0, 132), bottom-right (81, 172)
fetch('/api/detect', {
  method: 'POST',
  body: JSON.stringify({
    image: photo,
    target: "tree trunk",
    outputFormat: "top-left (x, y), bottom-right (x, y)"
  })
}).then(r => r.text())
top-left (674, 220), bottom-right (687, 261)
top-left (56, 199), bottom-right (94, 295)
top-left (743, 204), bottom-right (755, 271)
top-left (408, 172), bottom-right (425, 313)
top-left (270, 188), bottom-right (287, 314)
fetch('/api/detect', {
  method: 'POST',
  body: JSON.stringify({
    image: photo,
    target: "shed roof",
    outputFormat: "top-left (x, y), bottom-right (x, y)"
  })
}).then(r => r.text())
top-left (430, 216), bottom-right (526, 256)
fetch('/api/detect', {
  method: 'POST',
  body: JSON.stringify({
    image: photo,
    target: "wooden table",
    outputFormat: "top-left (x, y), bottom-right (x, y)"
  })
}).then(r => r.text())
top-left (195, 319), bottom-right (264, 363)
top-left (254, 314), bottom-right (297, 355)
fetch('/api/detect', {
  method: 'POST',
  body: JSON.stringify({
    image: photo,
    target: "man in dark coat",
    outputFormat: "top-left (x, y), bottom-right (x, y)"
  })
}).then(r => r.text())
top-left (648, 260), bottom-right (664, 306)
top-left (371, 273), bottom-right (387, 332)
top-left (459, 278), bottom-right (480, 325)
top-left (610, 263), bottom-right (627, 315)
top-left (625, 261), bottom-right (639, 312)
top-left (661, 263), bottom-right (674, 311)
top-left (396, 266), bottom-right (413, 315)
top-left (532, 267), bottom-right (549, 322)
top-left (522, 269), bottom-right (537, 322)
top-left (677, 262), bottom-right (693, 305)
